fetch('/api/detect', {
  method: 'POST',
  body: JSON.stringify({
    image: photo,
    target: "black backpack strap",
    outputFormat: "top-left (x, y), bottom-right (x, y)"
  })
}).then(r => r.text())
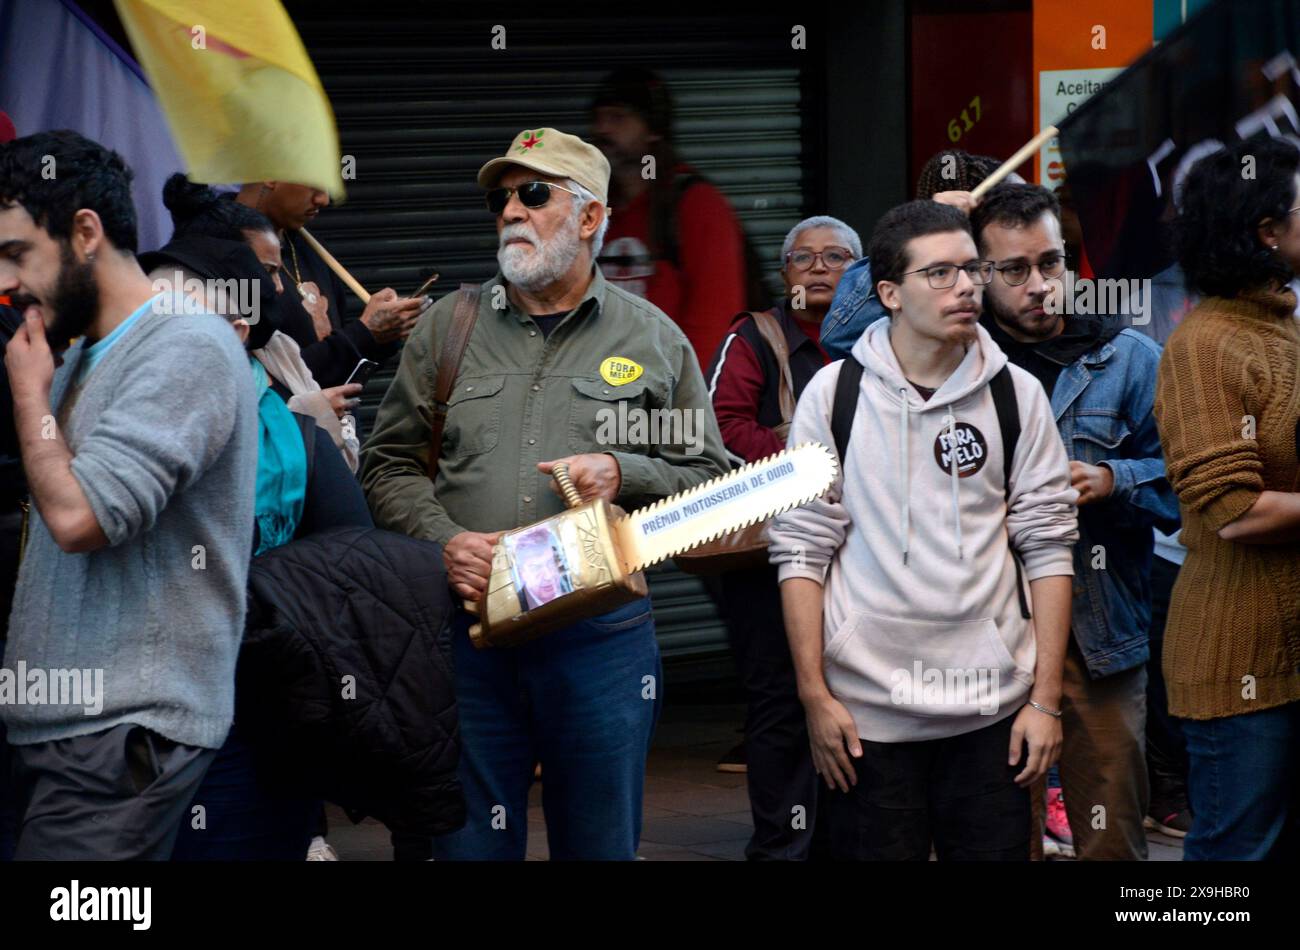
top-left (665, 171), bottom-right (707, 265)
top-left (989, 366), bottom-right (1030, 619)
top-left (653, 172), bottom-right (704, 267)
top-left (658, 171), bottom-right (770, 310)
top-left (831, 357), bottom-right (864, 466)
top-left (989, 366), bottom-right (1020, 500)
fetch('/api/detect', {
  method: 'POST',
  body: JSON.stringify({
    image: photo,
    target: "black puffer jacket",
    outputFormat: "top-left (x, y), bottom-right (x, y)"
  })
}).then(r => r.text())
top-left (239, 526), bottom-right (465, 836)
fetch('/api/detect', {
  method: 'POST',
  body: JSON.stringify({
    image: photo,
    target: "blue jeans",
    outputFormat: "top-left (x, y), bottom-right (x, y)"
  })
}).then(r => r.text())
top-left (431, 597), bottom-right (662, 861)
top-left (1180, 702), bottom-right (1300, 860)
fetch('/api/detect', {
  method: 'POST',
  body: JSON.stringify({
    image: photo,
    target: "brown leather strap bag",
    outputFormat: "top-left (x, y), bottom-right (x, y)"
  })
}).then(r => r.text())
top-left (751, 308), bottom-right (796, 442)
top-left (426, 283), bottom-right (482, 479)
top-left (674, 309), bottom-right (794, 575)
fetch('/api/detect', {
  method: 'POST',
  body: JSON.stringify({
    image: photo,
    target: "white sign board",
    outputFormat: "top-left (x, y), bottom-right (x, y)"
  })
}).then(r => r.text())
top-left (1038, 67), bottom-right (1123, 184)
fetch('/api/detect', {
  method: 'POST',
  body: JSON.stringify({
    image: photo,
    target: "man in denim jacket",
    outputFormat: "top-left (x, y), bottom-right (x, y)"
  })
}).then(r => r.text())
top-left (971, 183), bottom-right (1180, 860)
top-left (822, 150), bottom-right (1014, 359)
top-left (820, 256), bottom-right (886, 361)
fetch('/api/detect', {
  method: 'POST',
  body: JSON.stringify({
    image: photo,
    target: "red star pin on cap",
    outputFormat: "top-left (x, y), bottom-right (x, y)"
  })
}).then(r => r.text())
top-left (477, 127), bottom-right (610, 206)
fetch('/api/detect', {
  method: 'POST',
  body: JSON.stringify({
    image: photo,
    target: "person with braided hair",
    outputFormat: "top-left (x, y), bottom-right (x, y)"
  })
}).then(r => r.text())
top-left (821, 149), bottom-right (1019, 361)
top-left (914, 150), bottom-right (1003, 206)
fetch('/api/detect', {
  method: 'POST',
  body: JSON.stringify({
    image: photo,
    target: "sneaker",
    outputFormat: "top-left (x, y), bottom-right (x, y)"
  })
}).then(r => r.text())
top-left (306, 835), bottom-right (339, 861)
top-left (716, 741), bottom-right (747, 774)
top-left (1144, 806), bottom-right (1192, 838)
top-left (1045, 786), bottom-right (1074, 849)
top-left (1042, 832), bottom-right (1075, 860)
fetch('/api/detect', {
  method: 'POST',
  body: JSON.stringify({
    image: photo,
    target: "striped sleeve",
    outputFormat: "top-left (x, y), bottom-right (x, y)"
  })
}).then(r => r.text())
top-left (707, 329), bottom-right (784, 464)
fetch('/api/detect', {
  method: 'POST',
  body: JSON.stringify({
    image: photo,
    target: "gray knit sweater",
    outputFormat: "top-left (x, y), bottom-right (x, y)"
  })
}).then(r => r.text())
top-left (2, 302), bottom-right (258, 749)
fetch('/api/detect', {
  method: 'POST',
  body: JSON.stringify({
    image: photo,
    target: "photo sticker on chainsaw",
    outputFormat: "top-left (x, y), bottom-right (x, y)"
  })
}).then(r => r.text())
top-left (933, 422), bottom-right (988, 477)
top-left (505, 523), bottom-right (575, 611)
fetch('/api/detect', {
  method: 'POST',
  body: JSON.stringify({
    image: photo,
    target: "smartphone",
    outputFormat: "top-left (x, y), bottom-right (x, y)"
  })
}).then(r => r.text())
top-left (345, 358), bottom-right (380, 388)
top-left (409, 272), bottom-right (439, 300)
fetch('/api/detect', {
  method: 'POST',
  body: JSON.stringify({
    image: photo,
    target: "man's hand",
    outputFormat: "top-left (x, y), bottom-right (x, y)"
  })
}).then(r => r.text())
top-left (320, 383), bottom-right (362, 419)
top-left (4, 310), bottom-right (56, 406)
top-left (932, 190), bottom-right (979, 216)
top-left (537, 454), bottom-right (622, 504)
top-left (361, 289), bottom-right (425, 344)
top-left (1008, 701), bottom-right (1063, 786)
top-left (803, 691), bottom-right (862, 793)
top-left (444, 529), bottom-right (505, 601)
top-left (1070, 460), bottom-right (1114, 505)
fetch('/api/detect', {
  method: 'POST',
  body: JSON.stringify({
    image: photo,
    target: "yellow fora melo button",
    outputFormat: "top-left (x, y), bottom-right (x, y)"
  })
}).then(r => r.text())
top-left (600, 357), bottom-right (643, 386)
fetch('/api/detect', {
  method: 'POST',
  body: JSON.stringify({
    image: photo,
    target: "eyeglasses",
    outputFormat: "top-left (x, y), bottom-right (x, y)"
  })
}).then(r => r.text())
top-left (485, 180), bottom-right (582, 216)
top-left (785, 247), bottom-right (856, 271)
top-left (901, 260), bottom-right (994, 289)
top-left (993, 255), bottom-right (1067, 287)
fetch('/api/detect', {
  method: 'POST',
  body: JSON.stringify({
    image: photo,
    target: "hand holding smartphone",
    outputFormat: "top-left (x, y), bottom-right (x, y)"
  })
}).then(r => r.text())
top-left (345, 358), bottom-right (380, 388)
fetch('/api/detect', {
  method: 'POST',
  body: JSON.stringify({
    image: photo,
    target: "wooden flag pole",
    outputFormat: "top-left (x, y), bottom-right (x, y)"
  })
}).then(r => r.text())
top-left (970, 125), bottom-right (1060, 200)
top-left (299, 228), bottom-right (371, 304)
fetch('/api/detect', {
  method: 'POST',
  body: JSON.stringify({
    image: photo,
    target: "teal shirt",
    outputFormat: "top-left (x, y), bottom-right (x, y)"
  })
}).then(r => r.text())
top-left (76, 293), bottom-right (161, 385)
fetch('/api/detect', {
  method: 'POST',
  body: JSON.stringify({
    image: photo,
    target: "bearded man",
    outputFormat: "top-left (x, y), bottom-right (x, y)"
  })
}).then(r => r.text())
top-left (360, 128), bottom-right (728, 860)
top-left (0, 130), bottom-right (258, 859)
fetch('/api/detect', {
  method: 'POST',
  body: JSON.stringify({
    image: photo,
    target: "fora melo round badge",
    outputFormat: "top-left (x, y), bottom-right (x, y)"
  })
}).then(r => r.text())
top-left (600, 356), bottom-right (643, 386)
top-left (933, 421), bottom-right (988, 477)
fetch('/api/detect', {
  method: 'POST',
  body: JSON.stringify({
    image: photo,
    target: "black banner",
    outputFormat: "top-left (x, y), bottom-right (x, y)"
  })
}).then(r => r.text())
top-left (1059, 0), bottom-right (1300, 287)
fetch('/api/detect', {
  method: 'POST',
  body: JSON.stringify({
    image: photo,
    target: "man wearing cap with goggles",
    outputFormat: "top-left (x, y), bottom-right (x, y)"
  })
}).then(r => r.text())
top-left (360, 127), bottom-right (729, 860)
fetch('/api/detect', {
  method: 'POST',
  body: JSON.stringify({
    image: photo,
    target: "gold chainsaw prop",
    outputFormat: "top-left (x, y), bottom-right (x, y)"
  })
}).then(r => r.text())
top-left (465, 442), bottom-right (838, 649)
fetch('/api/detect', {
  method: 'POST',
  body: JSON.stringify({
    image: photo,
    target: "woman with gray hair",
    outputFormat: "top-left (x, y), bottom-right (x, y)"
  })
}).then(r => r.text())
top-left (701, 213), bottom-right (860, 859)
top-left (706, 215), bottom-right (860, 462)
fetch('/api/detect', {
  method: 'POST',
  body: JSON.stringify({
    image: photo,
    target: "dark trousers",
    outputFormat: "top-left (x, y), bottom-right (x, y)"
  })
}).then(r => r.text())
top-left (817, 712), bottom-right (1031, 861)
top-left (0, 718), bottom-right (15, 861)
top-left (12, 723), bottom-right (214, 860)
top-left (0, 508), bottom-right (20, 860)
top-left (1146, 555), bottom-right (1188, 804)
top-left (716, 564), bottom-right (818, 860)
top-left (171, 723), bottom-right (318, 861)
top-left (1058, 638), bottom-right (1149, 859)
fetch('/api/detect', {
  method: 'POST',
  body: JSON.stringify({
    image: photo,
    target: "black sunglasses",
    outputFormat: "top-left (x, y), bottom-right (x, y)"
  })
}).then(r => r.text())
top-left (485, 180), bottom-right (581, 216)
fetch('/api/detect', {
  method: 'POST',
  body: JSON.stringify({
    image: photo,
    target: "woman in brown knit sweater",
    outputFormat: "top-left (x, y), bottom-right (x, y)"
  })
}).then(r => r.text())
top-left (1153, 134), bottom-right (1300, 861)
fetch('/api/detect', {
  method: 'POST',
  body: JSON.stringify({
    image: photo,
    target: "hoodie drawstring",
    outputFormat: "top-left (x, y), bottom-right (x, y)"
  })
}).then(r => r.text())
top-left (899, 388), bottom-right (910, 565)
top-left (944, 406), bottom-right (964, 560)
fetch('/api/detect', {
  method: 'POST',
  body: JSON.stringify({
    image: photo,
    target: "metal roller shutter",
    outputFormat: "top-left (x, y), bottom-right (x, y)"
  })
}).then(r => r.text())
top-left (289, 9), bottom-right (817, 665)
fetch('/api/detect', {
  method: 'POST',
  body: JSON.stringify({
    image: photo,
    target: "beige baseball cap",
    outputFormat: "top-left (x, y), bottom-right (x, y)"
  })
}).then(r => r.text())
top-left (477, 128), bottom-right (611, 206)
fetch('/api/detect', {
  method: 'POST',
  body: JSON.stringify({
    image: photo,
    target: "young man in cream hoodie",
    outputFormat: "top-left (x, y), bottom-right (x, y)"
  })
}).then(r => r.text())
top-left (769, 201), bottom-right (1078, 860)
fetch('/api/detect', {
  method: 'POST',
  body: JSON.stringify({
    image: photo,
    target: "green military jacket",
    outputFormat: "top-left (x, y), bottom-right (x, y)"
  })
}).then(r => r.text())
top-left (359, 267), bottom-right (730, 546)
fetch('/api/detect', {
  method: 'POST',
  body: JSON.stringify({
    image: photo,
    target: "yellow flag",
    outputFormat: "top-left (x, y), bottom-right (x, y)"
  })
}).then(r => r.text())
top-left (114, 0), bottom-right (344, 197)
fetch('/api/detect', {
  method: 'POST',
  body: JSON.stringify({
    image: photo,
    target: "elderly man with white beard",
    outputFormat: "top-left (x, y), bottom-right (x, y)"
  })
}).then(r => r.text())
top-left (359, 128), bottom-right (729, 860)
